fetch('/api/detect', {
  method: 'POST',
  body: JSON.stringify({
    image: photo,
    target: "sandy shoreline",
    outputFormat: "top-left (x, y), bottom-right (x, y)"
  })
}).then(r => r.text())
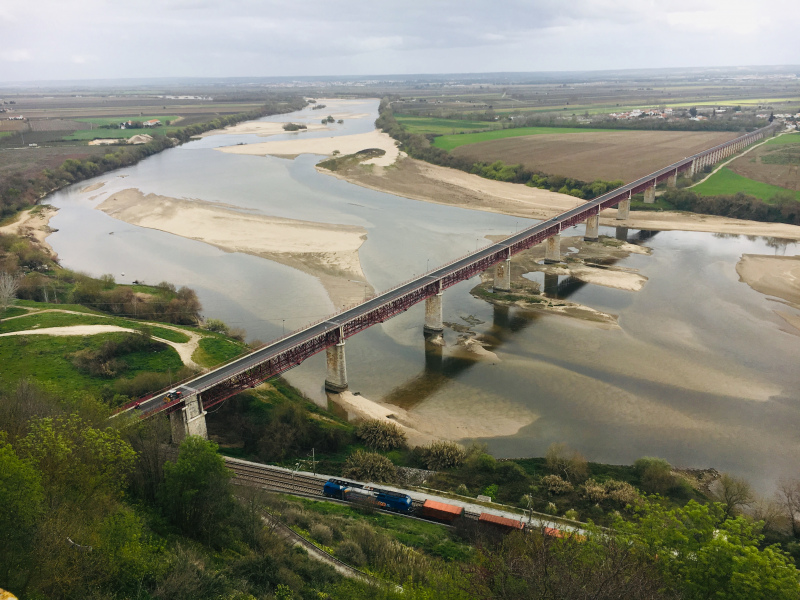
top-left (216, 129), bottom-right (402, 167)
top-left (326, 157), bottom-right (800, 240)
top-left (97, 189), bottom-right (373, 307)
top-left (736, 254), bottom-right (800, 334)
top-left (200, 121), bottom-right (330, 138)
top-left (0, 205), bottom-right (59, 255)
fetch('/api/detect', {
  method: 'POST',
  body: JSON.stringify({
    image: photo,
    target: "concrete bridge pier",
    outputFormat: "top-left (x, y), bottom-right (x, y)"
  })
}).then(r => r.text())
top-left (615, 226), bottom-right (629, 241)
top-left (424, 291), bottom-right (444, 334)
top-left (617, 196), bottom-right (631, 220)
top-left (325, 341), bottom-right (348, 393)
top-left (643, 184), bottom-right (656, 204)
top-left (666, 171), bottom-right (677, 188)
top-left (544, 235), bottom-right (561, 263)
top-left (169, 394), bottom-right (208, 445)
top-left (494, 259), bottom-right (512, 292)
top-left (584, 215), bottom-right (599, 241)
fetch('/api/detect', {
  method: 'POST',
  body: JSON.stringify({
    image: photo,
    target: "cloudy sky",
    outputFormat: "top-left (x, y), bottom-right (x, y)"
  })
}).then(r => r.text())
top-left (0, 0), bottom-right (797, 82)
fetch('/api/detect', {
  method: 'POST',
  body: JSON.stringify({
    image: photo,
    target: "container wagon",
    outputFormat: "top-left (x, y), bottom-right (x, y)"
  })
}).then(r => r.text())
top-left (420, 499), bottom-right (464, 523)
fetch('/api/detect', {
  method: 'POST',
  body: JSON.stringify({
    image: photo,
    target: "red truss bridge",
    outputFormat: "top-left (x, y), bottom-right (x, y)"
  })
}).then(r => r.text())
top-left (121, 123), bottom-right (779, 427)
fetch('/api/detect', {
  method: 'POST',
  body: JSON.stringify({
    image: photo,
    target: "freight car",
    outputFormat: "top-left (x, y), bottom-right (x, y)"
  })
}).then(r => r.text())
top-left (322, 478), bottom-right (564, 537)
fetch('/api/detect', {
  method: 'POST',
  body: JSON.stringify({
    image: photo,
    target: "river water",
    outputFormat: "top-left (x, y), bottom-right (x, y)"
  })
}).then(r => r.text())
top-left (47, 99), bottom-right (800, 493)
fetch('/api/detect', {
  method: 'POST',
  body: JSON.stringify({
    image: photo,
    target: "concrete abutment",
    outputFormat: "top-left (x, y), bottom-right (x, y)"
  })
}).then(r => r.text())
top-left (169, 394), bottom-right (208, 445)
top-left (325, 341), bottom-right (348, 393)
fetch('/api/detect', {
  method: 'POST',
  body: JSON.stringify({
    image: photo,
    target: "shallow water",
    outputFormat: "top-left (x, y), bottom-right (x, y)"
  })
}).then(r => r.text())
top-left (47, 99), bottom-right (800, 493)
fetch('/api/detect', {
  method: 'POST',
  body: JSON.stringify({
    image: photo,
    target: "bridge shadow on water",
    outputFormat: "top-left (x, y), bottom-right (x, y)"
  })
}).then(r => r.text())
top-left (382, 228), bottom-right (659, 411)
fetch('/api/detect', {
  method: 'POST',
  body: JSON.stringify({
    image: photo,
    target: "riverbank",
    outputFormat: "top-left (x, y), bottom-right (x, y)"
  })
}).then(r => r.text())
top-left (736, 254), bottom-right (800, 334)
top-left (325, 156), bottom-right (800, 240)
top-left (97, 189), bottom-right (373, 308)
top-left (0, 205), bottom-right (59, 256)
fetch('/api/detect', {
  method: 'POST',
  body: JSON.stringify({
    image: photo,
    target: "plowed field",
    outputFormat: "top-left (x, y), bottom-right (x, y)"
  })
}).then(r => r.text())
top-left (450, 130), bottom-right (739, 182)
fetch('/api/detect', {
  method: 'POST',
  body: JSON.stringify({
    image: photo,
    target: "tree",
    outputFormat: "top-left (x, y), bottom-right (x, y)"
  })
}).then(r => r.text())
top-left (159, 436), bottom-right (234, 543)
top-left (633, 456), bottom-right (675, 494)
top-left (354, 419), bottom-right (407, 451)
top-left (689, 107), bottom-right (698, 117)
top-left (545, 442), bottom-right (588, 482)
top-left (715, 473), bottom-right (754, 517)
top-left (0, 271), bottom-right (19, 311)
top-left (342, 450), bottom-right (396, 483)
top-left (777, 478), bottom-right (800, 538)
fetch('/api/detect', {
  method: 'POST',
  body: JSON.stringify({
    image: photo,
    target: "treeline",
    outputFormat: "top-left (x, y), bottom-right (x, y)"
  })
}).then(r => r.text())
top-left (377, 99), bottom-right (623, 200)
top-left (660, 188), bottom-right (800, 226)
top-left (0, 96), bottom-right (307, 219)
top-left (502, 113), bottom-right (768, 133)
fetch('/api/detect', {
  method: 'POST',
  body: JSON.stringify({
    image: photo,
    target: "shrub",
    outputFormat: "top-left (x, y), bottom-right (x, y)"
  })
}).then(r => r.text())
top-left (342, 450), bottom-right (397, 483)
top-left (604, 479), bottom-right (640, 506)
top-left (418, 441), bottom-right (466, 470)
top-left (541, 474), bottom-right (574, 495)
top-left (563, 509), bottom-right (579, 520)
top-left (582, 479), bottom-right (608, 503)
top-left (545, 443), bottom-right (589, 482)
top-left (354, 419), bottom-right (407, 451)
top-left (634, 456), bottom-right (674, 494)
top-left (203, 318), bottom-right (229, 334)
top-left (335, 540), bottom-right (366, 567)
top-left (310, 524), bottom-right (333, 546)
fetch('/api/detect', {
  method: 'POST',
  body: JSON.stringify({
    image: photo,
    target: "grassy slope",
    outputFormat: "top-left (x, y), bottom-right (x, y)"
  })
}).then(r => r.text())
top-left (765, 132), bottom-right (800, 146)
top-left (693, 167), bottom-right (800, 201)
top-left (432, 126), bottom-right (616, 151)
top-left (192, 336), bottom-right (248, 368)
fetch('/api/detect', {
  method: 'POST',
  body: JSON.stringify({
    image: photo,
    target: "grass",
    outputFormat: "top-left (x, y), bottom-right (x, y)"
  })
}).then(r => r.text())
top-left (395, 115), bottom-right (498, 135)
top-left (0, 132), bottom-right (12, 138)
top-left (0, 306), bottom-right (28, 319)
top-left (64, 126), bottom-right (173, 141)
top-left (432, 126), bottom-right (616, 151)
top-left (0, 332), bottom-right (182, 396)
top-left (765, 133), bottom-right (800, 146)
top-left (693, 167), bottom-right (800, 202)
top-left (191, 337), bottom-right (247, 368)
top-left (75, 116), bottom-right (179, 127)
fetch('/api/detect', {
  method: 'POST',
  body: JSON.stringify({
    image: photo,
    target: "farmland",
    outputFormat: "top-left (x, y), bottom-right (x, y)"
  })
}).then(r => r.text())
top-left (692, 167), bottom-right (800, 201)
top-left (449, 130), bottom-right (738, 182)
top-left (431, 125), bottom-right (616, 151)
top-left (395, 115), bottom-right (498, 135)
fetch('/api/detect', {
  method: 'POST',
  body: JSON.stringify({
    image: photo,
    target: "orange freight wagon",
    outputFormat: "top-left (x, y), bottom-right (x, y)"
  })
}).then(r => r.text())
top-left (421, 499), bottom-right (464, 523)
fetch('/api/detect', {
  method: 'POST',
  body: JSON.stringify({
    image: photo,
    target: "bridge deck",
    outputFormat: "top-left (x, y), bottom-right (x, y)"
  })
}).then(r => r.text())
top-left (127, 123), bottom-right (777, 417)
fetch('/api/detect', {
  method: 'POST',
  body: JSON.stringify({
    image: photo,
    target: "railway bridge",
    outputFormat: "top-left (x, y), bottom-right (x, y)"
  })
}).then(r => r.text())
top-left (122, 123), bottom-right (779, 442)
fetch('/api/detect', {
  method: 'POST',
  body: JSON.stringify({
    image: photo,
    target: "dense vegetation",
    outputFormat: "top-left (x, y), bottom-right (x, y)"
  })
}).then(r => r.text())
top-left (651, 188), bottom-right (800, 226)
top-left (0, 96), bottom-right (307, 219)
top-left (377, 99), bottom-right (624, 200)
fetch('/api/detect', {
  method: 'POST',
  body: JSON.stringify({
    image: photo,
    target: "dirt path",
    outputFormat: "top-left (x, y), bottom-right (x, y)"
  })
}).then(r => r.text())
top-left (0, 308), bottom-right (205, 369)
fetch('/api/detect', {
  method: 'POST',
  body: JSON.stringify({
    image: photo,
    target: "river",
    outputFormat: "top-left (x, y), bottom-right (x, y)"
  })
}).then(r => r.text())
top-left (47, 99), bottom-right (800, 493)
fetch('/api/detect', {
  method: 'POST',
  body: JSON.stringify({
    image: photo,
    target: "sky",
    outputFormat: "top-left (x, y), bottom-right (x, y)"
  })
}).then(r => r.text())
top-left (0, 0), bottom-right (797, 82)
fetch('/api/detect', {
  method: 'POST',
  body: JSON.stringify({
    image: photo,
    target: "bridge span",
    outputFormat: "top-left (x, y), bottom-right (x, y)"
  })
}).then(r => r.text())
top-left (124, 123), bottom-right (779, 441)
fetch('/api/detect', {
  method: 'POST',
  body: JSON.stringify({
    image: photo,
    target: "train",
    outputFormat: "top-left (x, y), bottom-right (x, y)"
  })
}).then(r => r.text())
top-left (323, 477), bottom-right (563, 536)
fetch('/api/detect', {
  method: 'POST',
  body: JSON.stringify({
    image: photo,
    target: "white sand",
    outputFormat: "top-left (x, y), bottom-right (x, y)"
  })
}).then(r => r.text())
top-left (81, 182), bottom-right (106, 193)
top-left (0, 205), bottom-right (58, 254)
top-left (97, 189), bottom-right (372, 307)
top-left (330, 389), bottom-right (538, 445)
top-left (216, 130), bottom-right (402, 167)
top-left (568, 266), bottom-right (648, 292)
top-left (200, 121), bottom-right (330, 138)
top-left (736, 254), bottom-right (800, 306)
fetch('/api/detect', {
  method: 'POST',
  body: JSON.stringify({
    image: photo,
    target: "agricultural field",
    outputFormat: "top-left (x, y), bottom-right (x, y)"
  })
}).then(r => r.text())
top-left (450, 130), bottom-right (738, 182)
top-left (432, 125), bottom-right (616, 151)
top-left (395, 115), bottom-right (498, 135)
top-left (691, 133), bottom-right (800, 201)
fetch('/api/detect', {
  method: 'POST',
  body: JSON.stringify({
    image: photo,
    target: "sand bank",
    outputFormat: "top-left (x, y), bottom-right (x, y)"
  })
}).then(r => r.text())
top-left (216, 130), bottom-right (402, 167)
top-left (200, 121), bottom-right (330, 138)
top-left (736, 254), bottom-right (800, 306)
top-left (327, 156), bottom-right (800, 240)
top-left (97, 189), bottom-right (371, 307)
top-left (329, 389), bottom-right (537, 446)
top-left (81, 181), bottom-right (106, 193)
top-left (0, 205), bottom-right (58, 255)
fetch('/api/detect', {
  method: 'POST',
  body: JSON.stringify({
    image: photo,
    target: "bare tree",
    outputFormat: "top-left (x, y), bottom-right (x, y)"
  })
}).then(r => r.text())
top-left (545, 442), bottom-right (589, 483)
top-left (751, 496), bottom-right (784, 535)
top-left (715, 473), bottom-right (754, 517)
top-left (0, 271), bottom-right (19, 312)
top-left (777, 479), bottom-right (800, 538)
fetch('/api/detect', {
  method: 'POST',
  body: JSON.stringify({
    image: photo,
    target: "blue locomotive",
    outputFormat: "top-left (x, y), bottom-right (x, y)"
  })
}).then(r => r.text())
top-left (323, 478), bottom-right (413, 513)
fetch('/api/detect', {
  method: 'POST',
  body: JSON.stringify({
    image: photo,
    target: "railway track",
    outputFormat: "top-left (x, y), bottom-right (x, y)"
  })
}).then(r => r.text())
top-left (226, 459), bottom-right (325, 496)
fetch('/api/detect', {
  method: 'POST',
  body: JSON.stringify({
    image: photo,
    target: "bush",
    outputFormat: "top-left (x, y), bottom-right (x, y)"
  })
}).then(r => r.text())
top-left (582, 479), bottom-right (608, 503)
top-left (342, 450), bottom-right (397, 483)
top-left (354, 419), bottom-right (407, 451)
top-left (604, 479), bottom-right (640, 506)
top-left (545, 442), bottom-right (589, 482)
top-left (541, 474), bottom-right (574, 495)
top-left (310, 523), bottom-right (333, 546)
top-left (634, 456), bottom-right (675, 495)
top-left (203, 318), bottom-right (229, 334)
top-left (336, 540), bottom-right (366, 567)
top-left (418, 441), bottom-right (466, 470)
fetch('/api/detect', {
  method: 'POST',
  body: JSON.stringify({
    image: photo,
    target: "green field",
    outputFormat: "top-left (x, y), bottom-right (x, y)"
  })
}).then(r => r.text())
top-left (192, 336), bottom-right (248, 368)
top-left (693, 167), bottom-right (800, 202)
top-left (765, 132), bottom-right (800, 146)
top-left (432, 126), bottom-right (616, 151)
top-left (75, 115), bottom-right (178, 127)
top-left (395, 115), bottom-right (498, 135)
top-left (64, 126), bottom-right (172, 141)
top-left (0, 131), bottom-right (12, 138)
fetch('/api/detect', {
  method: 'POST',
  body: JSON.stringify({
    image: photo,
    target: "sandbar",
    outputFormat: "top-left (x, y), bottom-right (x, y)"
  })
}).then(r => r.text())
top-left (327, 156), bottom-right (800, 240)
top-left (216, 130), bottom-right (402, 167)
top-left (736, 254), bottom-right (800, 306)
top-left (200, 121), bottom-right (330, 138)
top-left (97, 189), bottom-right (372, 307)
top-left (81, 181), bottom-right (106, 193)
